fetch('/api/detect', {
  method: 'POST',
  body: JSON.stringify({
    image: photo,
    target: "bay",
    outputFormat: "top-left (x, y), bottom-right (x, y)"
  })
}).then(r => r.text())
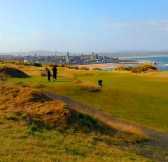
top-left (120, 56), bottom-right (168, 71)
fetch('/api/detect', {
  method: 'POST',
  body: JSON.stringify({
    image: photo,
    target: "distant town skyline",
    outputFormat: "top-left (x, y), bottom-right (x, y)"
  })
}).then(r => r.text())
top-left (0, 0), bottom-right (168, 53)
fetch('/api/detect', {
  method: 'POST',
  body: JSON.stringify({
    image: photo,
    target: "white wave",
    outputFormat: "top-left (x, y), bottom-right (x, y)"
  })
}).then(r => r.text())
top-left (163, 64), bottom-right (168, 66)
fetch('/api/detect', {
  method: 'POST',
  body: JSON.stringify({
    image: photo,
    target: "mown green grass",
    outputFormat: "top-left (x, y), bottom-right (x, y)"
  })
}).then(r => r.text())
top-left (7, 66), bottom-right (168, 132)
top-left (63, 71), bottom-right (167, 132)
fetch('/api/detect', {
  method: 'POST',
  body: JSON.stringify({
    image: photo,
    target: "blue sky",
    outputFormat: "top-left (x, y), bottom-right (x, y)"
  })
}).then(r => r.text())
top-left (0, 0), bottom-right (168, 53)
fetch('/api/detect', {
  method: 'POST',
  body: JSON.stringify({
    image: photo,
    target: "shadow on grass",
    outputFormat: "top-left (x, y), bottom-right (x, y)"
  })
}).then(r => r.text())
top-left (22, 109), bottom-right (117, 138)
top-left (12, 109), bottom-right (118, 142)
top-left (68, 109), bottom-right (116, 136)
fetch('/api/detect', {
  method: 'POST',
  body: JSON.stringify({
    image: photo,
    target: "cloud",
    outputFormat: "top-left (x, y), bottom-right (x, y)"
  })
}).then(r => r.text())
top-left (0, 33), bottom-right (59, 43)
top-left (0, 33), bottom-right (61, 44)
top-left (140, 20), bottom-right (168, 33)
top-left (140, 20), bottom-right (168, 26)
top-left (147, 27), bottom-right (168, 33)
top-left (103, 19), bottom-right (168, 33)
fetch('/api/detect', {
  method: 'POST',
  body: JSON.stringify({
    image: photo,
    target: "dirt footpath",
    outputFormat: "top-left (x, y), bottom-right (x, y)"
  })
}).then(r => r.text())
top-left (43, 91), bottom-right (168, 161)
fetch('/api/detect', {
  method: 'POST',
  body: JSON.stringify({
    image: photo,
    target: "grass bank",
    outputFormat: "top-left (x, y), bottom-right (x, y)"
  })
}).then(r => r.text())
top-left (5, 65), bottom-right (168, 132)
top-left (0, 83), bottom-right (150, 162)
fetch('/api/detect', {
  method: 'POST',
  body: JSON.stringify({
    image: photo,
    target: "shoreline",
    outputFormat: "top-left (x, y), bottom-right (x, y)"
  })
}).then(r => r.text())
top-left (77, 62), bottom-right (142, 69)
top-left (119, 54), bottom-right (168, 59)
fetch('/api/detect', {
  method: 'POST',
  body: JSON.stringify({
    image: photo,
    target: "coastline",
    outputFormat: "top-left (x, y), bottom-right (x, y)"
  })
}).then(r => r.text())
top-left (119, 54), bottom-right (168, 59)
top-left (78, 61), bottom-right (142, 69)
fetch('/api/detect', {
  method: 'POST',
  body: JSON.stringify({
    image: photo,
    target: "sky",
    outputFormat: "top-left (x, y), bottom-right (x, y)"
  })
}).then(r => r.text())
top-left (0, 0), bottom-right (168, 53)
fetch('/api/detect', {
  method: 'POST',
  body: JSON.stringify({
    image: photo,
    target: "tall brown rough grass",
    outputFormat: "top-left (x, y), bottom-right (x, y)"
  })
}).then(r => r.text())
top-left (0, 85), bottom-right (70, 129)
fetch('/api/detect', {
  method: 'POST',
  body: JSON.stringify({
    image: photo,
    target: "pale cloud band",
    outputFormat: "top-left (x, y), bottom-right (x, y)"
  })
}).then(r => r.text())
top-left (103, 19), bottom-right (168, 33)
top-left (0, 33), bottom-right (59, 42)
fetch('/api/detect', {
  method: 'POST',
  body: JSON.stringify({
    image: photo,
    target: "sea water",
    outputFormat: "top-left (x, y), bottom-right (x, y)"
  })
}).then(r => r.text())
top-left (120, 56), bottom-right (168, 71)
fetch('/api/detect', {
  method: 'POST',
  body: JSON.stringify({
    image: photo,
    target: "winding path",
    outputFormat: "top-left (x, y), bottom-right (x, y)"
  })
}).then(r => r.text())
top-left (43, 91), bottom-right (168, 161)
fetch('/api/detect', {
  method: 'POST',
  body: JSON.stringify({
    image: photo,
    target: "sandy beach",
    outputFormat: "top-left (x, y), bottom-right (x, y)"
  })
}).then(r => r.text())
top-left (78, 62), bottom-right (141, 69)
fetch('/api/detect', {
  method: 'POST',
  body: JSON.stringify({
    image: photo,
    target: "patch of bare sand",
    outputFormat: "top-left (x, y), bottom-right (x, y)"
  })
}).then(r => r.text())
top-left (78, 62), bottom-right (141, 69)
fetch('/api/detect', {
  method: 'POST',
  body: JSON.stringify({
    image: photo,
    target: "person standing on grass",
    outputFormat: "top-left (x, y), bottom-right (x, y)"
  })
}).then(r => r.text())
top-left (46, 68), bottom-right (51, 81)
top-left (52, 65), bottom-right (57, 81)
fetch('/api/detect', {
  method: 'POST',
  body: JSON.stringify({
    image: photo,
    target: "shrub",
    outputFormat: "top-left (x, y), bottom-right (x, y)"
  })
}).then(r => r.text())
top-left (4, 60), bottom-right (17, 64)
top-left (57, 64), bottom-right (65, 67)
top-left (115, 66), bottom-right (133, 71)
top-left (49, 64), bottom-right (58, 67)
top-left (132, 64), bottom-right (157, 73)
top-left (32, 62), bottom-right (42, 67)
top-left (15, 62), bottom-right (42, 67)
top-left (68, 66), bottom-right (73, 69)
top-left (79, 66), bottom-right (89, 70)
top-left (93, 68), bottom-right (102, 70)
top-left (74, 66), bottom-right (79, 70)
top-left (66, 65), bottom-right (80, 70)
top-left (0, 60), bottom-right (4, 64)
top-left (78, 83), bottom-right (101, 92)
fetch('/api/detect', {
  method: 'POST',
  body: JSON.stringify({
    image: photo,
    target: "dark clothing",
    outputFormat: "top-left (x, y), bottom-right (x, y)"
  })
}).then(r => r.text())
top-left (52, 67), bottom-right (57, 80)
top-left (98, 80), bottom-right (102, 87)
